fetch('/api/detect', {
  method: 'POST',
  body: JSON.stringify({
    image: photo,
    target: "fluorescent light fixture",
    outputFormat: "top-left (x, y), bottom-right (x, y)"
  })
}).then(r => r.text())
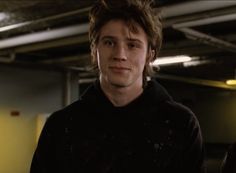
top-left (151, 55), bottom-right (192, 66)
top-left (183, 59), bottom-right (210, 67)
top-left (226, 80), bottom-right (236, 86)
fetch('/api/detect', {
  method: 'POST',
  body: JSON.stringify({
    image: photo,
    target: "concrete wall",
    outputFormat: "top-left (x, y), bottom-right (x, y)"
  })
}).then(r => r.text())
top-left (159, 80), bottom-right (236, 144)
top-left (159, 80), bottom-right (236, 173)
top-left (0, 66), bottom-right (72, 173)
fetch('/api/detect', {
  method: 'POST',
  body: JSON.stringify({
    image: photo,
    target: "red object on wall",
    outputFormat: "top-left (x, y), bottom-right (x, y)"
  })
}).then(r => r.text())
top-left (10, 111), bottom-right (20, 116)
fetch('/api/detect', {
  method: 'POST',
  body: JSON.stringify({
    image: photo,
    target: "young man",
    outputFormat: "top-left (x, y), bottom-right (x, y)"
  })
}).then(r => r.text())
top-left (30, 0), bottom-right (206, 172)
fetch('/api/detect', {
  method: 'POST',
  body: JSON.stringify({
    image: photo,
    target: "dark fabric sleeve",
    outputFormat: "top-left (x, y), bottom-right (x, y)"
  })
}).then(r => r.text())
top-left (182, 111), bottom-right (206, 173)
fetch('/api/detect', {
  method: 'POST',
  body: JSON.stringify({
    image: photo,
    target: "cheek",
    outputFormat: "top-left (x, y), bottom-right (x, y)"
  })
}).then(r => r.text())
top-left (133, 54), bottom-right (147, 70)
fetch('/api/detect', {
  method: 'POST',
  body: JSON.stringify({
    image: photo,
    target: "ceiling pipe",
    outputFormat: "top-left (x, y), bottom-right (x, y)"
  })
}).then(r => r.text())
top-left (14, 34), bottom-right (88, 53)
top-left (0, 1), bottom-right (234, 33)
top-left (0, 22), bottom-right (31, 32)
top-left (175, 27), bottom-right (236, 53)
top-left (0, 1), bottom-right (236, 50)
top-left (173, 13), bottom-right (236, 28)
top-left (0, 7), bottom-right (91, 33)
top-left (163, 6), bottom-right (236, 28)
top-left (0, 23), bottom-right (89, 49)
top-left (160, 1), bottom-right (236, 18)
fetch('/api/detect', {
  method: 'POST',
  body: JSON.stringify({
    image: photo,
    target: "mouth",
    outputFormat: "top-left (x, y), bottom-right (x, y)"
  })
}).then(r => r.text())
top-left (109, 66), bottom-right (131, 73)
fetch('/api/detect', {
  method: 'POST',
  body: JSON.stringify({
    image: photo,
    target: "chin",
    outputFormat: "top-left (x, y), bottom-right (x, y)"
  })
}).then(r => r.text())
top-left (109, 78), bottom-right (131, 88)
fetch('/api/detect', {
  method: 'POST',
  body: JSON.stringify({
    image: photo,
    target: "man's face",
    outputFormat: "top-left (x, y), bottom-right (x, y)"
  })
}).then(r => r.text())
top-left (96, 20), bottom-right (149, 88)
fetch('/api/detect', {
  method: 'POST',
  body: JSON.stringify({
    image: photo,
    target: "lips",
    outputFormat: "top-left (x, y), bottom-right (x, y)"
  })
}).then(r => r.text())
top-left (109, 66), bottom-right (131, 72)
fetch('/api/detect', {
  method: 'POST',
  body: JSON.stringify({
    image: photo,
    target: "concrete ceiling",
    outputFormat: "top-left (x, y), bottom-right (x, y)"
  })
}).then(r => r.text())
top-left (0, 0), bottom-right (236, 89)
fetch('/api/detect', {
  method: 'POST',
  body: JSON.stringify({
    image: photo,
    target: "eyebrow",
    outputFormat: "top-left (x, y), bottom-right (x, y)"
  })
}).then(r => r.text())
top-left (100, 35), bottom-right (144, 44)
top-left (100, 36), bottom-right (116, 41)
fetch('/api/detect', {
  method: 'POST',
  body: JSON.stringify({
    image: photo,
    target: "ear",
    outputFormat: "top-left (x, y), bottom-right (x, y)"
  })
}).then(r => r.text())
top-left (146, 49), bottom-right (155, 64)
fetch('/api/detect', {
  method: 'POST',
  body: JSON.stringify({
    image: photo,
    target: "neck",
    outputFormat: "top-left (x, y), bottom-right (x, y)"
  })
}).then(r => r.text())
top-left (100, 79), bottom-right (143, 107)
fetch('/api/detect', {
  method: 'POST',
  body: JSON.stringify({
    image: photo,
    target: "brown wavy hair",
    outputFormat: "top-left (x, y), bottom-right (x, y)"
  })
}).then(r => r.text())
top-left (89, 0), bottom-right (162, 85)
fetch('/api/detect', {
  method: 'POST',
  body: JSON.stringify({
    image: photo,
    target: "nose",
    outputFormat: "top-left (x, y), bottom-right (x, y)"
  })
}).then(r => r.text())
top-left (112, 44), bottom-right (127, 61)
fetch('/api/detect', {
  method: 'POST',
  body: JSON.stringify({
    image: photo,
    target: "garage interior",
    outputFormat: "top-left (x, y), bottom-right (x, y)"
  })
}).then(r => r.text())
top-left (0, 0), bottom-right (236, 173)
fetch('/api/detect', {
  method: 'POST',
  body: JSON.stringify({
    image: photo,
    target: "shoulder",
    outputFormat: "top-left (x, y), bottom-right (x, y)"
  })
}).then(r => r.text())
top-left (146, 79), bottom-right (199, 128)
top-left (164, 100), bottom-right (195, 119)
top-left (43, 100), bottom-right (85, 131)
top-left (158, 100), bottom-right (200, 132)
top-left (45, 82), bottom-right (99, 130)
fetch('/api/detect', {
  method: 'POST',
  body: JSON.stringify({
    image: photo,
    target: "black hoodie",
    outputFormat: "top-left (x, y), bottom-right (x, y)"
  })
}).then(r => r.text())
top-left (30, 79), bottom-right (206, 173)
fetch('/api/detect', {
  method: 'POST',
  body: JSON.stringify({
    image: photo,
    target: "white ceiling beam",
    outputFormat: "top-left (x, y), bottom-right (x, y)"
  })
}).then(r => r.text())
top-left (0, 23), bottom-right (89, 50)
top-left (173, 13), bottom-right (236, 28)
top-left (160, 1), bottom-right (236, 18)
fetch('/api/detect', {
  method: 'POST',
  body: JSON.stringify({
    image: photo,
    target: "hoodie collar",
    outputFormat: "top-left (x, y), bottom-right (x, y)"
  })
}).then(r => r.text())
top-left (81, 79), bottom-right (172, 111)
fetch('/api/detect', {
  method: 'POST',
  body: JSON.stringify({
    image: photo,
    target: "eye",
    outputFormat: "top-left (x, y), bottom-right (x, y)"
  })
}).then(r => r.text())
top-left (128, 42), bottom-right (140, 49)
top-left (128, 43), bottom-right (135, 48)
top-left (104, 39), bottom-right (114, 47)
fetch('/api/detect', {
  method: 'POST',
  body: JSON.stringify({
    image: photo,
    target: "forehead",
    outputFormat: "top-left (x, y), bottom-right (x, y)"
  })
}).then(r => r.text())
top-left (99, 19), bottom-right (147, 41)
